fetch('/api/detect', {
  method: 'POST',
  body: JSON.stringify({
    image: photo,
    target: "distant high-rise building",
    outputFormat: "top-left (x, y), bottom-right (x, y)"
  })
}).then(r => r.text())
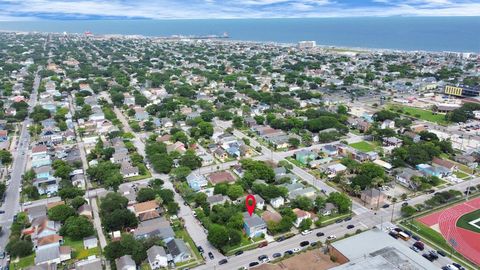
top-left (298, 41), bottom-right (316, 49)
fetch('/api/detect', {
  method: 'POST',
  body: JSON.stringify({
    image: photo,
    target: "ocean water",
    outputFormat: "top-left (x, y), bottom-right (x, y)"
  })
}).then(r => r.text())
top-left (0, 17), bottom-right (479, 52)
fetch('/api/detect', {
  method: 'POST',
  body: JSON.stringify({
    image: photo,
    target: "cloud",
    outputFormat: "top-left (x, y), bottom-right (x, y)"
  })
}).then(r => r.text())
top-left (0, 0), bottom-right (479, 20)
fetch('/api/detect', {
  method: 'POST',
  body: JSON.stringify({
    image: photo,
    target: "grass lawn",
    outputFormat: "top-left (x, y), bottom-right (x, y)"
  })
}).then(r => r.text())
top-left (64, 237), bottom-right (100, 260)
top-left (454, 171), bottom-right (470, 179)
top-left (456, 209), bottom-right (480, 233)
top-left (349, 141), bottom-right (375, 152)
top-left (224, 236), bottom-right (259, 256)
top-left (390, 105), bottom-right (449, 125)
top-left (11, 254), bottom-right (35, 270)
top-left (286, 157), bottom-right (307, 168)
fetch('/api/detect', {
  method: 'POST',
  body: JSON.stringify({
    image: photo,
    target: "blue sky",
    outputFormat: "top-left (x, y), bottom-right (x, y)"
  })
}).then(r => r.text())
top-left (0, 0), bottom-right (479, 20)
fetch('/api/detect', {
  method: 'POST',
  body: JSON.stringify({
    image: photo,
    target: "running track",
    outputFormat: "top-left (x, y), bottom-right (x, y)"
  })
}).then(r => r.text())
top-left (418, 197), bottom-right (480, 266)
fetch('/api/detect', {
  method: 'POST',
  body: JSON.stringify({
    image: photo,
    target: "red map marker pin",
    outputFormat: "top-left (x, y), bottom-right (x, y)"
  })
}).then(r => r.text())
top-left (246, 194), bottom-right (256, 216)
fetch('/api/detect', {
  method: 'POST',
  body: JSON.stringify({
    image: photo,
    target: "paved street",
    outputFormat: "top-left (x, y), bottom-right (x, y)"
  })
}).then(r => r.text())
top-left (0, 71), bottom-right (40, 264)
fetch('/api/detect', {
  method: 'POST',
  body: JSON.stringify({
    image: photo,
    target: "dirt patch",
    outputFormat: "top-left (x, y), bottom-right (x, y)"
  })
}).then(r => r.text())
top-left (253, 249), bottom-right (339, 270)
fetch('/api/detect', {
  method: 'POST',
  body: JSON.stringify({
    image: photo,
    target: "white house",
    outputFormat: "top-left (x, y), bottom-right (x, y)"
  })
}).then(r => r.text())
top-left (293, 208), bottom-right (311, 228)
top-left (270, 196), bottom-right (285, 209)
top-left (147, 245), bottom-right (168, 269)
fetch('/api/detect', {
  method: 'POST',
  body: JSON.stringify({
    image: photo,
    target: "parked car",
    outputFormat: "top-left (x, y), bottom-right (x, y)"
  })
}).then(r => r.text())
top-left (310, 242), bottom-right (318, 247)
top-left (235, 250), bottom-right (244, 256)
top-left (452, 263), bottom-right (465, 270)
top-left (346, 224), bottom-right (355, 229)
top-left (276, 236), bottom-right (285, 242)
top-left (197, 246), bottom-right (204, 253)
top-left (382, 204), bottom-right (390, 208)
top-left (208, 252), bottom-right (214, 259)
top-left (284, 250), bottom-right (293, 256)
top-left (437, 250), bottom-right (447, 257)
top-left (258, 241), bottom-right (268, 248)
top-left (272, 253), bottom-right (281, 258)
top-left (335, 219), bottom-right (343, 223)
top-left (293, 248), bottom-right (300, 253)
top-left (258, 255), bottom-right (268, 261)
top-left (218, 259), bottom-right (228, 265)
top-left (410, 246), bottom-right (419, 252)
top-left (343, 217), bottom-right (352, 221)
top-left (412, 235), bottom-right (421, 241)
top-left (0, 210), bottom-right (5, 214)
top-left (249, 262), bottom-right (259, 267)
top-left (301, 230), bottom-right (312, 235)
top-left (300, 241), bottom-right (310, 247)
top-left (316, 232), bottom-right (325, 237)
top-left (402, 202), bottom-right (409, 207)
top-left (327, 235), bottom-right (337, 240)
top-left (413, 241), bottom-right (424, 251)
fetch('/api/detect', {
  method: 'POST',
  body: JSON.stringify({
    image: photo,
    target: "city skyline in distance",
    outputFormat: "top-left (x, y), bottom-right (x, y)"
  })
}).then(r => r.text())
top-left (0, 0), bottom-right (480, 21)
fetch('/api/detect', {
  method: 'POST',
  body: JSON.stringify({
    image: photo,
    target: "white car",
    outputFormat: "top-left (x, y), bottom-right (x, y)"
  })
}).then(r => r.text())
top-left (327, 235), bottom-right (337, 240)
top-left (301, 230), bottom-right (312, 236)
top-left (292, 248), bottom-right (300, 253)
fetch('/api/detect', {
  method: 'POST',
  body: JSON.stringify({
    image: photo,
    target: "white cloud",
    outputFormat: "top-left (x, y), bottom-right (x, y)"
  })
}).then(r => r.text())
top-left (0, 0), bottom-right (479, 20)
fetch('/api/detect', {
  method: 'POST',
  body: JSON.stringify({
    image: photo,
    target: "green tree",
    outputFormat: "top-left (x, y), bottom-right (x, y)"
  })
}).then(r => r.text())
top-left (299, 218), bottom-right (313, 231)
top-left (401, 205), bottom-right (417, 217)
top-left (60, 216), bottom-right (95, 240)
top-left (70, 196), bottom-right (87, 210)
top-left (0, 150), bottom-right (12, 165)
top-left (136, 188), bottom-right (157, 202)
top-left (226, 185), bottom-right (244, 200)
top-left (327, 192), bottom-right (352, 213)
top-left (207, 224), bottom-right (229, 248)
top-left (59, 187), bottom-right (85, 201)
top-left (48, 204), bottom-right (77, 223)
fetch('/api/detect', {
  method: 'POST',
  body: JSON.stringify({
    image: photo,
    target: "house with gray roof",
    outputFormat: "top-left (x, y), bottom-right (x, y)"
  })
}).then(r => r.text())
top-left (115, 255), bottom-right (136, 270)
top-left (166, 238), bottom-right (191, 263)
top-left (147, 245), bottom-right (168, 269)
top-left (134, 218), bottom-right (175, 242)
top-left (243, 212), bottom-right (267, 238)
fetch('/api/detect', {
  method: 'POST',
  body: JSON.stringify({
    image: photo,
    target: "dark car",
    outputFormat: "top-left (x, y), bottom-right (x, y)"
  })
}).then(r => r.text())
top-left (208, 252), bottom-right (214, 259)
top-left (427, 189), bottom-right (435, 194)
top-left (258, 255), bottom-right (268, 261)
top-left (316, 232), bottom-right (325, 237)
top-left (393, 228), bottom-right (403, 232)
top-left (412, 235), bottom-right (421, 241)
top-left (197, 246), bottom-right (204, 253)
top-left (403, 230), bottom-right (412, 236)
top-left (422, 253), bottom-right (435, 262)
top-left (0, 210), bottom-right (5, 214)
top-left (272, 253), bottom-right (281, 258)
top-left (402, 202), bottom-right (409, 207)
top-left (218, 259), bottom-right (228, 265)
top-left (382, 204), bottom-right (390, 208)
top-left (413, 241), bottom-right (425, 251)
top-left (276, 236), bottom-right (285, 242)
top-left (284, 250), bottom-right (293, 256)
top-left (335, 219), bottom-right (343, 223)
top-left (343, 217), bottom-right (352, 221)
top-left (346, 224), bottom-right (355, 229)
top-left (452, 263), bottom-right (465, 270)
top-left (437, 250), bottom-right (447, 257)
top-left (235, 250), bottom-right (244, 256)
top-left (310, 242), bottom-right (318, 247)
top-left (249, 262), bottom-right (259, 267)
top-left (389, 231), bottom-right (399, 239)
top-left (300, 241), bottom-right (310, 247)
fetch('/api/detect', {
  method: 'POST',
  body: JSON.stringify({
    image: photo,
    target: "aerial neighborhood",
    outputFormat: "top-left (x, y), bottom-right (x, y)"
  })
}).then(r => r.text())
top-left (0, 31), bottom-right (479, 270)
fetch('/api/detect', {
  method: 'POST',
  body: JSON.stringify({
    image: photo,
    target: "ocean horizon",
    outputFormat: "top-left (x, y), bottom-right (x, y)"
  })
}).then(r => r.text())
top-left (0, 17), bottom-right (479, 53)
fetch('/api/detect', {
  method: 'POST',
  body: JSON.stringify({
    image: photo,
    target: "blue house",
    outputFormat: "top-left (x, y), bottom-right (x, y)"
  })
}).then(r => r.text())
top-left (226, 146), bottom-right (240, 157)
top-left (416, 164), bottom-right (451, 178)
top-left (295, 150), bottom-right (317, 165)
top-left (186, 173), bottom-right (208, 191)
top-left (0, 130), bottom-right (7, 142)
top-left (243, 212), bottom-right (267, 238)
top-left (34, 165), bottom-right (52, 179)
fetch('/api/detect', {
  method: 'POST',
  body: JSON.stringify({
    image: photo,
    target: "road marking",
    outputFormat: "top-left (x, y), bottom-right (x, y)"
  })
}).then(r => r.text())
top-left (359, 221), bottom-right (368, 229)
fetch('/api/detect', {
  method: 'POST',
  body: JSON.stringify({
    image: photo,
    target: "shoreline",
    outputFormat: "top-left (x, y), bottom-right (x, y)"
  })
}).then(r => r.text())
top-left (0, 28), bottom-right (476, 55)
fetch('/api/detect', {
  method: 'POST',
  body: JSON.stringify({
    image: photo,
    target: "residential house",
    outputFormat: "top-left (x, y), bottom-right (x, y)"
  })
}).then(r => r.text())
top-left (295, 150), bottom-right (318, 165)
top-left (432, 157), bottom-right (457, 172)
top-left (243, 212), bottom-right (267, 238)
top-left (213, 147), bottom-right (228, 161)
top-left (25, 205), bottom-right (47, 222)
top-left (238, 194), bottom-right (265, 209)
top-left (404, 131), bottom-right (421, 143)
top-left (293, 208), bottom-right (311, 227)
top-left (120, 162), bottom-right (140, 178)
top-left (75, 257), bottom-right (103, 270)
top-left (116, 255), bottom-right (136, 270)
top-left (326, 163), bottom-right (347, 177)
top-left (270, 196), bottom-right (285, 208)
top-left (147, 245), bottom-right (168, 269)
top-left (416, 164), bottom-right (451, 178)
top-left (134, 218), bottom-right (175, 242)
top-left (35, 244), bottom-right (71, 266)
top-left (207, 171), bottom-right (235, 185)
top-left (134, 108), bottom-right (149, 121)
top-left (131, 200), bottom-right (160, 218)
top-left (380, 120), bottom-right (395, 129)
top-left (166, 238), bottom-right (191, 263)
top-left (322, 145), bottom-right (338, 157)
top-left (186, 172), bottom-right (208, 191)
top-left (0, 130), bottom-right (7, 142)
top-left (454, 154), bottom-right (477, 168)
top-left (31, 145), bottom-right (49, 159)
top-left (206, 194), bottom-right (228, 208)
top-left (35, 234), bottom-right (63, 250)
top-left (382, 137), bottom-right (403, 147)
top-left (395, 168), bottom-right (423, 189)
top-left (320, 203), bottom-right (338, 216)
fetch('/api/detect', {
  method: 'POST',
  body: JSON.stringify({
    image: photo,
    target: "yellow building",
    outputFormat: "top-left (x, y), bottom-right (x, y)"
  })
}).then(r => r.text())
top-left (444, 85), bottom-right (463, 96)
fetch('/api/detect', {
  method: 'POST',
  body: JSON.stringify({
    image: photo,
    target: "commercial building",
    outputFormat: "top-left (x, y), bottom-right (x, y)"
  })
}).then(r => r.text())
top-left (329, 229), bottom-right (438, 270)
top-left (444, 85), bottom-right (480, 97)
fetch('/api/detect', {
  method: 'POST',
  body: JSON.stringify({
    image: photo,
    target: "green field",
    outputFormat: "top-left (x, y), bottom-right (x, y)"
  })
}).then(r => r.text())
top-left (349, 141), bottom-right (375, 152)
top-left (456, 209), bottom-right (480, 233)
top-left (390, 105), bottom-right (449, 125)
